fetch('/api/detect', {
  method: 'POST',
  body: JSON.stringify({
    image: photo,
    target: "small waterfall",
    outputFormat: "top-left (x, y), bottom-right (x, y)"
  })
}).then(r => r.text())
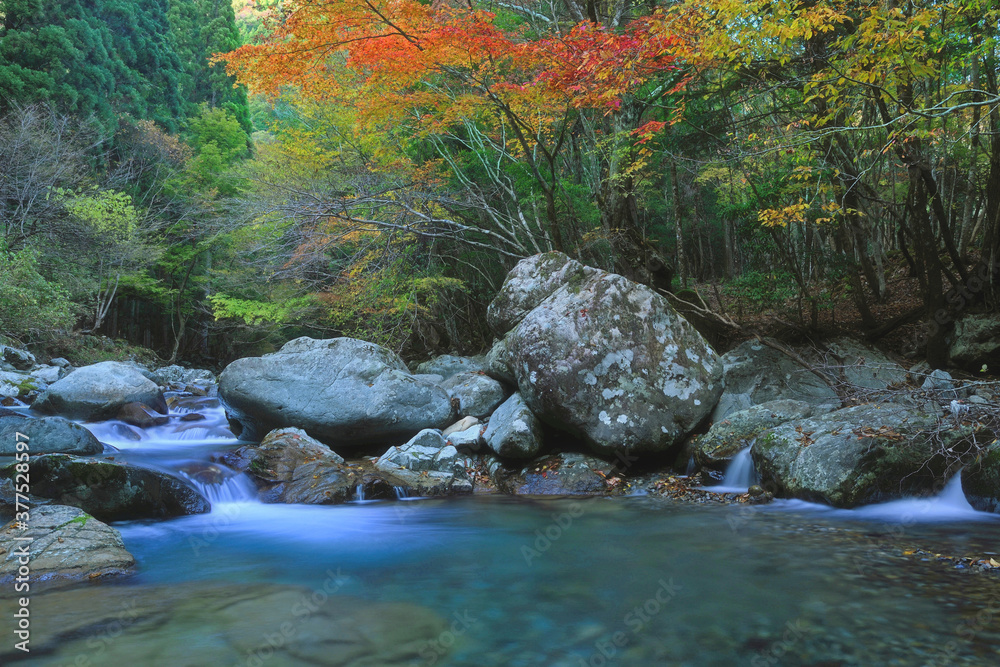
top-left (394, 486), bottom-right (408, 500)
top-left (715, 446), bottom-right (758, 492)
top-left (852, 471), bottom-right (980, 521)
top-left (355, 484), bottom-right (366, 501)
top-left (178, 466), bottom-right (258, 507)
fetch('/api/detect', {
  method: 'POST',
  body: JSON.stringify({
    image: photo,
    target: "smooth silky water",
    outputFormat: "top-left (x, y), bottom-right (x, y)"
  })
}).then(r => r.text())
top-left (7, 394), bottom-right (1000, 666)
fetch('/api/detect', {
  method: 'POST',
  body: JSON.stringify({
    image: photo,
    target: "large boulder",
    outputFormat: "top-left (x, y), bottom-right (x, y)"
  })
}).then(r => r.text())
top-left (713, 339), bottom-right (840, 421)
top-left (221, 427), bottom-right (359, 504)
top-left (950, 313), bottom-right (1000, 369)
top-left (0, 454), bottom-right (209, 521)
top-left (33, 361), bottom-right (166, 420)
top-left (218, 337), bottom-right (453, 446)
top-left (414, 354), bottom-right (486, 380)
top-left (752, 404), bottom-right (989, 507)
top-left (491, 252), bottom-right (723, 457)
top-left (806, 337), bottom-right (908, 391)
top-left (483, 393), bottom-right (543, 460)
top-left (692, 399), bottom-right (814, 471)
top-left (441, 371), bottom-right (507, 418)
top-left (0, 411), bottom-right (103, 456)
top-left (0, 505), bottom-right (134, 583)
top-left (0, 582), bottom-right (448, 666)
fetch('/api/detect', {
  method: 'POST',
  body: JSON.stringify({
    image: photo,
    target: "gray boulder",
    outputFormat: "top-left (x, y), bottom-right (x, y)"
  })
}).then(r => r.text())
top-left (0, 370), bottom-right (34, 398)
top-left (809, 337), bottom-right (908, 391)
top-left (713, 339), bottom-right (840, 421)
top-left (752, 404), bottom-right (988, 507)
top-left (441, 371), bottom-right (507, 418)
top-left (693, 399), bottom-right (814, 471)
top-left (0, 505), bottom-right (134, 582)
top-left (414, 355), bottom-right (486, 380)
top-left (950, 314), bottom-right (1000, 368)
top-left (29, 364), bottom-right (61, 385)
top-left (492, 253), bottom-right (723, 457)
top-left (0, 454), bottom-right (210, 521)
top-left (0, 344), bottom-right (35, 370)
top-left (218, 337), bottom-right (453, 446)
top-left (33, 361), bottom-right (167, 420)
top-left (485, 337), bottom-right (516, 385)
top-left (446, 425), bottom-right (484, 451)
top-left (375, 429), bottom-right (460, 473)
top-left (922, 368), bottom-right (960, 398)
top-left (483, 393), bottom-right (543, 460)
top-left (153, 364), bottom-right (216, 386)
top-left (0, 412), bottom-right (103, 456)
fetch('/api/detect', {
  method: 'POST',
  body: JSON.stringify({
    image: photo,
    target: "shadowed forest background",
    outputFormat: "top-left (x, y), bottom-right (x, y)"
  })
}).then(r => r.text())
top-left (2, 0), bottom-right (1000, 370)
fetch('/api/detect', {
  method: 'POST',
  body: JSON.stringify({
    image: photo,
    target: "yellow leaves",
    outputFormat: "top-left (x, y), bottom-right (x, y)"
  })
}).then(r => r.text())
top-left (758, 201), bottom-right (808, 228)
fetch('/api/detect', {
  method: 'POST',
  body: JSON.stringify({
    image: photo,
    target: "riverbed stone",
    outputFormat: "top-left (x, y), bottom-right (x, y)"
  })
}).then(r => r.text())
top-left (693, 400), bottom-right (814, 471)
top-left (485, 337), bottom-right (516, 384)
top-left (491, 253), bottom-right (723, 457)
top-left (0, 412), bottom-right (103, 456)
top-left (221, 427), bottom-right (358, 504)
top-left (752, 404), bottom-right (989, 507)
top-left (0, 505), bottom-right (134, 582)
top-left (152, 364), bottom-right (216, 386)
top-left (0, 454), bottom-right (209, 521)
top-left (375, 429), bottom-right (460, 473)
top-left (0, 582), bottom-right (448, 666)
top-left (493, 452), bottom-right (620, 495)
top-left (33, 361), bottom-right (167, 420)
top-left (483, 393), bottom-right (543, 460)
top-left (713, 339), bottom-right (840, 421)
top-left (811, 337), bottom-right (909, 391)
top-left (117, 401), bottom-right (170, 428)
top-left (442, 371), bottom-right (507, 418)
top-left (414, 354), bottom-right (487, 380)
top-left (218, 337), bottom-right (453, 446)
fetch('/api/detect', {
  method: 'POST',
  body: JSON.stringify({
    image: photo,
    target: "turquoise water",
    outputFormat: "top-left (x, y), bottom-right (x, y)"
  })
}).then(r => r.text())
top-left (7, 396), bottom-right (1000, 666)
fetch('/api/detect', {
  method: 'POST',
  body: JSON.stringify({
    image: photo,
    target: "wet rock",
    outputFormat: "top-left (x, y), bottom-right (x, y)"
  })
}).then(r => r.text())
top-left (752, 404), bottom-right (990, 507)
top-left (33, 361), bottom-right (167, 421)
top-left (221, 427), bottom-right (357, 504)
top-left (962, 442), bottom-right (1000, 513)
top-left (713, 339), bottom-right (840, 421)
top-left (0, 344), bottom-right (34, 370)
top-left (152, 364), bottom-right (216, 386)
top-left (180, 412), bottom-right (206, 422)
top-left (0, 413), bottom-right (103, 456)
top-left (0, 454), bottom-right (209, 521)
top-left (692, 399), bottom-right (814, 471)
top-left (483, 393), bottom-right (543, 460)
top-left (0, 505), bottom-right (134, 583)
top-left (218, 337), bottom-right (453, 446)
top-left (442, 371), bottom-right (507, 418)
top-left (0, 582), bottom-right (448, 666)
top-left (117, 402), bottom-right (170, 428)
top-left (494, 453), bottom-right (619, 495)
top-left (491, 252), bottom-right (723, 457)
top-left (414, 354), bottom-right (486, 380)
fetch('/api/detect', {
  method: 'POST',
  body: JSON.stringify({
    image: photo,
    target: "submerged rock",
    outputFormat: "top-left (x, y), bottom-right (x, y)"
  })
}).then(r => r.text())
top-left (117, 401), bottom-right (170, 428)
top-left (218, 337), bottom-right (453, 446)
top-left (692, 400), bottom-right (814, 471)
top-left (0, 454), bottom-right (209, 521)
top-left (0, 412), bottom-right (103, 456)
top-left (0, 582), bottom-right (448, 666)
top-left (0, 505), bottom-right (134, 583)
top-left (490, 252), bottom-right (723, 457)
top-left (483, 393), bottom-right (543, 460)
top-left (33, 361), bottom-right (167, 420)
top-left (752, 404), bottom-right (989, 507)
top-left (493, 452), bottom-right (621, 495)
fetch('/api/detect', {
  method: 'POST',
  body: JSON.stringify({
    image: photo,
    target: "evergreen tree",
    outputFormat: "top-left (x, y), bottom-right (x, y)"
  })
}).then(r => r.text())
top-left (0, 0), bottom-right (185, 131)
top-left (168, 0), bottom-right (251, 138)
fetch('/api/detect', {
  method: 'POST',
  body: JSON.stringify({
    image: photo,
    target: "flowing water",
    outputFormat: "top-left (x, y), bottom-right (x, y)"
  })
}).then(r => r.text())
top-left (7, 394), bottom-right (1000, 666)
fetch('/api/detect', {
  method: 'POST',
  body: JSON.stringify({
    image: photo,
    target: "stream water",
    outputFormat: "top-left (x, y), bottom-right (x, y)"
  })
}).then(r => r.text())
top-left (8, 394), bottom-right (1000, 666)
